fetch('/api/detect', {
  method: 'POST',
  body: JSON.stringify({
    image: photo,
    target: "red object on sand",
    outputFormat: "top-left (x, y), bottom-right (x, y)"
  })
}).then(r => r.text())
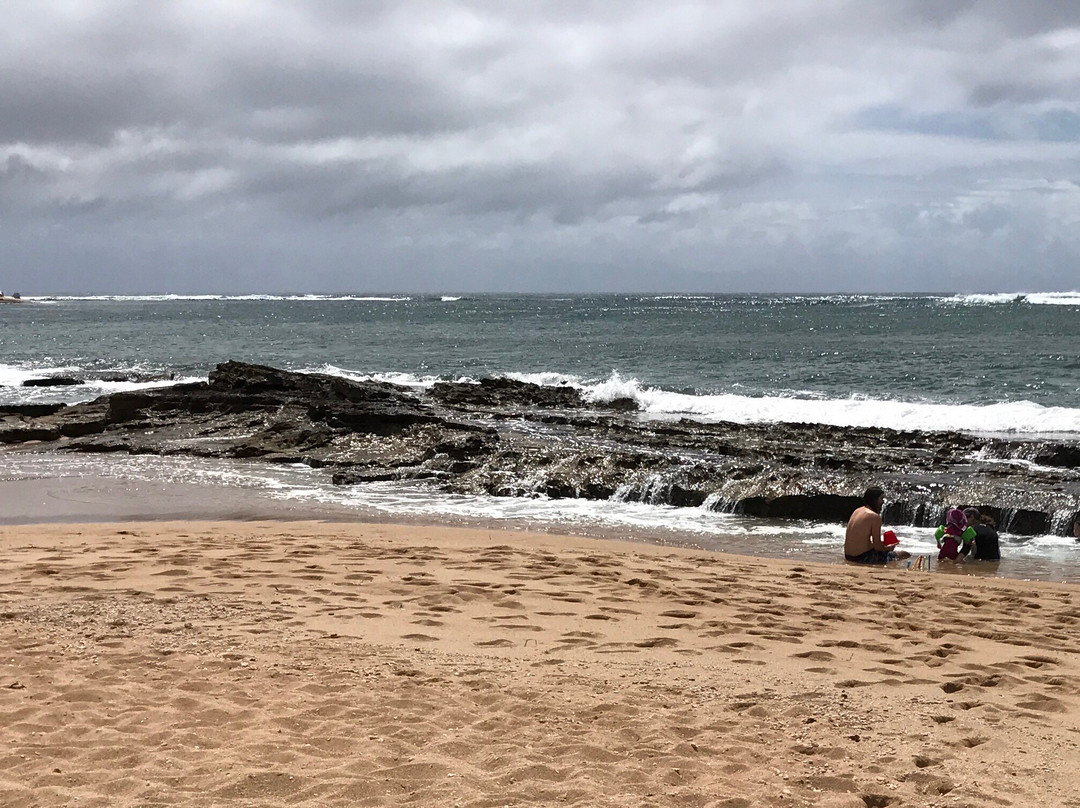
top-left (883, 530), bottom-right (899, 546)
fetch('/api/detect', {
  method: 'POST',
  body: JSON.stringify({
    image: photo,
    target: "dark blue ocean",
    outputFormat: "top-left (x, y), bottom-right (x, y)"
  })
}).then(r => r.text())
top-left (3, 292), bottom-right (1080, 580)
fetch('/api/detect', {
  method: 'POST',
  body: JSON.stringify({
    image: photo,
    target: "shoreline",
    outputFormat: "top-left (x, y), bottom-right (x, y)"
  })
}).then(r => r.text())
top-left (2, 469), bottom-right (1079, 585)
top-left (2, 518), bottom-right (1079, 806)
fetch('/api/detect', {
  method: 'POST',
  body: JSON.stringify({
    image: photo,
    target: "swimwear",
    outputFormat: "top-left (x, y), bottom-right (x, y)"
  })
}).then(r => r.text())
top-left (971, 524), bottom-right (1001, 561)
top-left (938, 535), bottom-right (961, 561)
top-left (845, 549), bottom-right (896, 565)
top-left (935, 524), bottom-right (975, 561)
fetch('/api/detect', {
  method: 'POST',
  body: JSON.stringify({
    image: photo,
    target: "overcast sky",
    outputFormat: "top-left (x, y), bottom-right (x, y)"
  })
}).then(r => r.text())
top-left (3, 1), bottom-right (1079, 294)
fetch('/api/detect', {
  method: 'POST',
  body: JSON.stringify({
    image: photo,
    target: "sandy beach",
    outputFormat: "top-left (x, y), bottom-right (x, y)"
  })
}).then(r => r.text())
top-left (2, 520), bottom-right (1079, 807)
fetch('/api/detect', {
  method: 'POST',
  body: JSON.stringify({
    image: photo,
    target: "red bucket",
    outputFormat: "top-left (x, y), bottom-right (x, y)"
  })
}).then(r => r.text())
top-left (882, 530), bottom-right (899, 547)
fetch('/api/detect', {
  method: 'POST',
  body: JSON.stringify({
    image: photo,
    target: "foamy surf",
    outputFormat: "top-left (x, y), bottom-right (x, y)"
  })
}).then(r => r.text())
top-left (943, 291), bottom-right (1080, 306)
top-left (512, 371), bottom-right (1080, 436)
top-left (0, 362), bottom-right (203, 406)
top-left (31, 294), bottom-right (414, 302)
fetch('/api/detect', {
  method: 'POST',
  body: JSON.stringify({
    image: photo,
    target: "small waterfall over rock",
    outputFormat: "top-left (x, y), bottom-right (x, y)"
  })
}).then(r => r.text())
top-left (882, 500), bottom-right (941, 528)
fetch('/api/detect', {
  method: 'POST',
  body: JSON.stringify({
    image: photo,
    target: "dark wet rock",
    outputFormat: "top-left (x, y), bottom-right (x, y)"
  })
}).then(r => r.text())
top-left (61, 437), bottom-right (138, 454)
top-left (430, 377), bottom-right (584, 409)
top-left (580, 481), bottom-right (617, 500)
top-left (733, 494), bottom-right (863, 522)
top-left (990, 508), bottom-right (1051, 536)
top-left (3, 360), bottom-right (1080, 534)
top-left (22, 377), bottom-right (82, 387)
top-left (227, 419), bottom-right (336, 459)
top-left (421, 434), bottom-right (496, 462)
top-left (0, 404), bottom-right (66, 417)
top-left (331, 468), bottom-right (401, 485)
top-left (0, 423), bottom-right (62, 443)
top-left (1032, 445), bottom-right (1080, 468)
top-left (97, 372), bottom-right (176, 384)
top-left (541, 478), bottom-right (578, 499)
top-left (0, 401), bottom-right (110, 443)
top-left (56, 401), bottom-right (111, 437)
top-left (598, 397), bottom-right (640, 412)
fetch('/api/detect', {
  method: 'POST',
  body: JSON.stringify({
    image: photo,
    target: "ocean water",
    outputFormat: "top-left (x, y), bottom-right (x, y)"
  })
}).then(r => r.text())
top-left (3, 292), bottom-right (1080, 580)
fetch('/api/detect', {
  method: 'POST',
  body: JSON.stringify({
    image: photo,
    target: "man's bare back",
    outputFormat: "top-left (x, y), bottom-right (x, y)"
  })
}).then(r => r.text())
top-left (845, 504), bottom-right (884, 556)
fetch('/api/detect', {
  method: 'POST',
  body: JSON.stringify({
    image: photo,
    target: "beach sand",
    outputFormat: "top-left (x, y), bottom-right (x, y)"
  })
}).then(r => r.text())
top-left (2, 520), bottom-right (1079, 807)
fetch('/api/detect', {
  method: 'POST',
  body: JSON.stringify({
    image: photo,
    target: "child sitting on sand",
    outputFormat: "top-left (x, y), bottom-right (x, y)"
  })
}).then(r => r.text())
top-left (935, 508), bottom-right (975, 561)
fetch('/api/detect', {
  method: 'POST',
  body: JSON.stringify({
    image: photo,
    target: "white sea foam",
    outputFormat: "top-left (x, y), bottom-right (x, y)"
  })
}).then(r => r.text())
top-left (33, 294), bottom-right (413, 302)
top-left (647, 390), bottom-right (1078, 434)
top-left (0, 362), bottom-right (205, 406)
top-left (441, 295), bottom-right (462, 302)
top-left (0, 362), bottom-right (81, 389)
top-left (504, 371), bottom-right (580, 387)
top-left (308, 365), bottom-right (462, 392)
top-left (944, 291), bottom-right (1080, 306)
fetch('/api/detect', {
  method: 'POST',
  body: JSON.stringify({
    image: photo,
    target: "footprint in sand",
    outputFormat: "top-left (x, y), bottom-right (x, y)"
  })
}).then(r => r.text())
top-left (1013, 693), bottom-right (1069, 713)
top-left (792, 650), bottom-right (835, 662)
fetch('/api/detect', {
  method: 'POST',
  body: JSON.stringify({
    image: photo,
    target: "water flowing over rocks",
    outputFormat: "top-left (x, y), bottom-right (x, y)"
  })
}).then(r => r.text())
top-left (3, 361), bottom-right (1079, 535)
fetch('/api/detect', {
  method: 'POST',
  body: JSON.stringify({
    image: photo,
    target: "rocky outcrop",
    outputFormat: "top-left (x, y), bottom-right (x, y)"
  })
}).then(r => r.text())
top-left (430, 377), bottom-right (584, 409)
top-left (3, 361), bottom-right (1080, 534)
top-left (0, 403), bottom-right (66, 418)
top-left (22, 377), bottom-right (82, 387)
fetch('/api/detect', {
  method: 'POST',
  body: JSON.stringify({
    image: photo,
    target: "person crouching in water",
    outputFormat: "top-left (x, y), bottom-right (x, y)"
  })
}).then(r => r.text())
top-left (963, 507), bottom-right (1001, 561)
top-left (935, 508), bottom-right (975, 561)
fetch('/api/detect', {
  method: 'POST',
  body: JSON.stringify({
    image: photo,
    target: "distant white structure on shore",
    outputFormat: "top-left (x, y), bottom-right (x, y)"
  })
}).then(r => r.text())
top-left (0, 291), bottom-right (24, 303)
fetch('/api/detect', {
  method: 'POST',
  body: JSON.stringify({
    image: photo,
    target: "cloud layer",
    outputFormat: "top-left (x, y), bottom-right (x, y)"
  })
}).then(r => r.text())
top-left (3, 1), bottom-right (1079, 293)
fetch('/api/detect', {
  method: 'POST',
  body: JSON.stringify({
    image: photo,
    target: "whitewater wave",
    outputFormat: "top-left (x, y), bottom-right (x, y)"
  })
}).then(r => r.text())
top-left (309, 364), bottom-right (460, 393)
top-left (22, 291), bottom-right (1080, 308)
top-left (0, 362), bottom-right (203, 406)
top-left (0, 363), bottom-right (83, 389)
top-left (944, 292), bottom-right (1080, 307)
top-left (575, 374), bottom-right (1080, 435)
top-left (31, 294), bottom-right (413, 302)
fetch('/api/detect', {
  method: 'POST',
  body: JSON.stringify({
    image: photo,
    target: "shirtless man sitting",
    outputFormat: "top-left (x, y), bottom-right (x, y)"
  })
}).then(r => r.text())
top-left (844, 486), bottom-right (902, 564)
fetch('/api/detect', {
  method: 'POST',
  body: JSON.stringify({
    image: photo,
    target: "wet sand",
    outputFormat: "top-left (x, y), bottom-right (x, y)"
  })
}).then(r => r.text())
top-left (2, 518), bottom-right (1080, 807)
top-left (0, 475), bottom-right (352, 525)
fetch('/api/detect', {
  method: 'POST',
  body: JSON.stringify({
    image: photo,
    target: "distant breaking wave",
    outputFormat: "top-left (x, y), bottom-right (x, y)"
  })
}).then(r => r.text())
top-left (577, 373), bottom-right (1080, 436)
top-left (19, 291), bottom-right (1080, 307)
top-left (943, 292), bottom-right (1080, 306)
top-left (31, 294), bottom-right (413, 303)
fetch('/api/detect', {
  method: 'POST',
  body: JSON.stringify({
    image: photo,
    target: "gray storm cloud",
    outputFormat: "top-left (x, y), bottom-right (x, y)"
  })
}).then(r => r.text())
top-left (2, 0), bottom-right (1079, 293)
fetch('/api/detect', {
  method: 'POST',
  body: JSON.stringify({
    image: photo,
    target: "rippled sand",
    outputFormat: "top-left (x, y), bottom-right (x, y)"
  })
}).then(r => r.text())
top-left (2, 520), bottom-right (1079, 807)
